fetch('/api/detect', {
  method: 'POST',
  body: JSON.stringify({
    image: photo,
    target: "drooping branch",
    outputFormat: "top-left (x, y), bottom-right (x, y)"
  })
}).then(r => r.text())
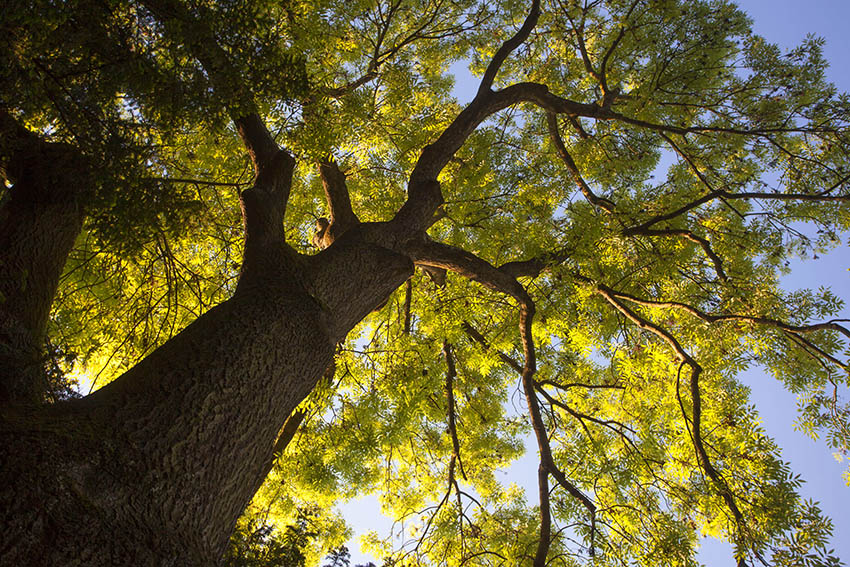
top-left (595, 285), bottom-right (752, 554)
top-left (546, 113), bottom-right (615, 212)
top-left (404, 234), bottom-right (597, 561)
top-left (518, 302), bottom-right (597, 564)
top-left (442, 341), bottom-right (467, 481)
top-left (463, 315), bottom-right (601, 561)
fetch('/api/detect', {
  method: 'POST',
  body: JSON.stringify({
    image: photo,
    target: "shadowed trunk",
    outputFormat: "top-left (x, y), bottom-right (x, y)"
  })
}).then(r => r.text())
top-left (0, 113), bottom-right (91, 404)
top-left (0, 231), bottom-right (412, 565)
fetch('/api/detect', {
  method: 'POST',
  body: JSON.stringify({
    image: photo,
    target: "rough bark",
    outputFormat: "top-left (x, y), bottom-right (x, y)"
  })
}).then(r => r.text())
top-left (0, 113), bottom-right (90, 404)
top-left (0, 113), bottom-right (414, 564)
top-left (0, 226), bottom-right (413, 565)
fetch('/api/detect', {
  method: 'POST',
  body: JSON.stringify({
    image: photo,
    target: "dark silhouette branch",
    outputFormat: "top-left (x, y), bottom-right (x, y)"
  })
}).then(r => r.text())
top-left (627, 227), bottom-right (728, 282)
top-left (461, 322), bottom-right (524, 374)
top-left (599, 284), bottom-right (850, 345)
top-left (477, 0), bottom-right (541, 96)
top-left (546, 113), bottom-right (616, 212)
top-left (443, 341), bottom-right (467, 481)
top-left (595, 284), bottom-right (756, 557)
top-left (403, 279), bottom-right (412, 335)
top-left (518, 302), bottom-right (597, 564)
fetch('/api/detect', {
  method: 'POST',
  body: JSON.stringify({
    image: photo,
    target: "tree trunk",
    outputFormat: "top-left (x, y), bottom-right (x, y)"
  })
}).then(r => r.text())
top-left (0, 231), bottom-right (413, 565)
top-left (0, 123), bottom-right (90, 404)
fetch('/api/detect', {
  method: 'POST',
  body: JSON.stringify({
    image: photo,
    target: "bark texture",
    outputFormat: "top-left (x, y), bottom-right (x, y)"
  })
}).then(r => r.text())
top-left (0, 113), bottom-right (90, 404)
top-left (0, 231), bottom-right (412, 565)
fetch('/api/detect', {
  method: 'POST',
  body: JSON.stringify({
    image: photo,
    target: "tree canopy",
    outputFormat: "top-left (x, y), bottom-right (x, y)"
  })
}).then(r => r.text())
top-left (2, 0), bottom-right (849, 565)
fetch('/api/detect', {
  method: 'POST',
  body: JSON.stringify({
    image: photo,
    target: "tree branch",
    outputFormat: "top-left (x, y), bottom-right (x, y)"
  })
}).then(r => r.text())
top-left (595, 285), bottom-right (754, 555)
top-left (443, 341), bottom-right (467, 481)
top-left (316, 160), bottom-right (359, 246)
top-left (546, 113), bottom-right (615, 212)
top-left (461, 321), bottom-right (524, 374)
top-left (405, 239), bottom-right (528, 302)
top-left (518, 302), bottom-right (597, 563)
top-left (628, 227), bottom-right (728, 281)
top-left (477, 0), bottom-right (541, 96)
top-left (599, 284), bottom-right (850, 345)
top-left (140, 0), bottom-right (280, 171)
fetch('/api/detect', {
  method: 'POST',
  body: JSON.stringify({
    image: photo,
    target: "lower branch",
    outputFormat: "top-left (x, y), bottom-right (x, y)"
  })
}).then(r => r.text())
top-left (597, 285), bottom-right (758, 561)
top-left (442, 341), bottom-right (467, 481)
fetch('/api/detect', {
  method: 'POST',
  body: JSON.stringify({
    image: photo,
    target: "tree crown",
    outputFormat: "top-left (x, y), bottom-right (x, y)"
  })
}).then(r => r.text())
top-left (4, 0), bottom-right (849, 564)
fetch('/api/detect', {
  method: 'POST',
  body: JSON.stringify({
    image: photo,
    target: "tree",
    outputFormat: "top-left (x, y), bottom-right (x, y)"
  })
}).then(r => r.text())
top-left (1, 0), bottom-right (848, 565)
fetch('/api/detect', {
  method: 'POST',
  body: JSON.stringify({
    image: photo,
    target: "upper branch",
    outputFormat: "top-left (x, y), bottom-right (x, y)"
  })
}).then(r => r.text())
top-left (477, 0), bottom-right (541, 96)
top-left (601, 284), bottom-right (850, 345)
top-left (546, 113), bottom-right (615, 212)
top-left (392, 0), bottom-right (546, 232)
top-left (319, 160), bottom-right (359, 231)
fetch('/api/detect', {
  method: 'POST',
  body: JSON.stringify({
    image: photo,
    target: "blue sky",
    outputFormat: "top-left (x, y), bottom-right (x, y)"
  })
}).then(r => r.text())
top-left (342, 2), bottom-right (850, 565)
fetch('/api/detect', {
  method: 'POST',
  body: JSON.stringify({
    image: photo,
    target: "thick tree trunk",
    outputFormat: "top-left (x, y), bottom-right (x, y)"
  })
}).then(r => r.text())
top-left (0, 120), bottom-right (90, 403)
top-left (0, 231), bottom-right (412, 565)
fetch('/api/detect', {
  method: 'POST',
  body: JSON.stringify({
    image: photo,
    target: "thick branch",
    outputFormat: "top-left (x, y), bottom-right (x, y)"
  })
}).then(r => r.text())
top-left (314, 160), bottom-right (360, 248)
top-left (0, 110), bottom-right (90, 403)
top-left (405, 239), bottom-right (528, 302)
top-left (498, 245), bottom-right (573, 279)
